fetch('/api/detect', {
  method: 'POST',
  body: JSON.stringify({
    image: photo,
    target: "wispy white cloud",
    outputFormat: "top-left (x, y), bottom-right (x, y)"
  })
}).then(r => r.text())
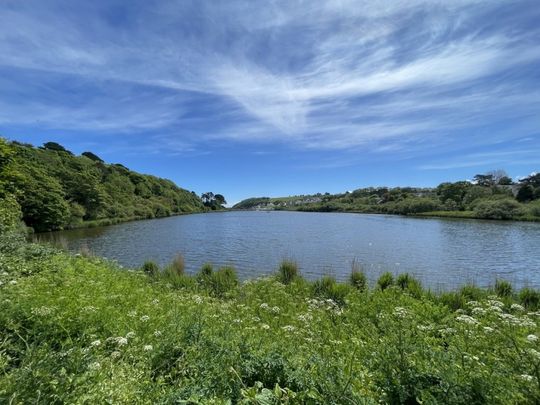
top-left (0, 0), bottom-right (539, 157)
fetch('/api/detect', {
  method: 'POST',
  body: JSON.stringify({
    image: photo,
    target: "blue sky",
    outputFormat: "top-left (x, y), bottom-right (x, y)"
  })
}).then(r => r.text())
top-left (0, 0), bottom-right (539, 204)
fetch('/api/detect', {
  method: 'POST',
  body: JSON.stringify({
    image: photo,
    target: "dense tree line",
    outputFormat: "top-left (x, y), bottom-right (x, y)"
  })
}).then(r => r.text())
top-left (0, 138), bottom-right (205, 232)
top-left (234, 170), bottom-right (540, 221)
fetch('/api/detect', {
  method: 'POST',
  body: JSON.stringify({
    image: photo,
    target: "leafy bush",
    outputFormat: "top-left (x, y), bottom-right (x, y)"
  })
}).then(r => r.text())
top-left (473, 198), bottom-right (523, 220)
top-left (377, 272), bottom-right (394, 290)
top-left (276, 260), bottom-right (299, 285)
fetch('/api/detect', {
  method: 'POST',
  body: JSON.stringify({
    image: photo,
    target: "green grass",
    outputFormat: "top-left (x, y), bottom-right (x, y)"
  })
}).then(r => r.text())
top-left (1, 237), bottom-right (540, 403)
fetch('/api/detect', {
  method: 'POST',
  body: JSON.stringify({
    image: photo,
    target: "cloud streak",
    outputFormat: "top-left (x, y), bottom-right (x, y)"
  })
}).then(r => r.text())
top-left (0, 0), bottom-right (539, 160)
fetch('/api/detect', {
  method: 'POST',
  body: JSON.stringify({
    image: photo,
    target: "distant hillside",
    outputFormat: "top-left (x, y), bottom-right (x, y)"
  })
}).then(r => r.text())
top-left (0, 139), bottom-right (205, 232)
top-left (234, 177), bottom-right (540, 221)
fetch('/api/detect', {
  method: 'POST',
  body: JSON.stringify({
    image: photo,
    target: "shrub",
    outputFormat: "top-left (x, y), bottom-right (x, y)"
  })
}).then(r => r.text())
top-left (141, 260), bottom-right (159, 276)
top-left (494, 279), bottom-right (513, 297)
top-left (473, 198), bottom-right (523, 220)
top-left (519, 288), bottom-right (540, 309)
top-left (527, 201), bottom-right (540, 217)
top-left (277, 260), bottom-right (299, 285)
top-left (377, 272), bottom-right (394, 291)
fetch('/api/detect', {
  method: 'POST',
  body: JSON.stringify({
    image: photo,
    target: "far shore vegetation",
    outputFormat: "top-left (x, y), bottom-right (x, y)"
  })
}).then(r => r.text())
top-left (234, 169), bottom-right (540, 222)
top-left (0, 138), bottom-right (226, 233)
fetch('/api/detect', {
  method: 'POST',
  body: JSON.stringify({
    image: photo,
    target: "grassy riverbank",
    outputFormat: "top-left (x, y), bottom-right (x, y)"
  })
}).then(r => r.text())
top-left (1, 230), bottom-right (540, 403)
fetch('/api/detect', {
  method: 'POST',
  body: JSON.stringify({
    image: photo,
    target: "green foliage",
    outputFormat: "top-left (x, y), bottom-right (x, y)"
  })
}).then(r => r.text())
top-left (201, 191), bottom-right (227, 210)
top-left (349, 270), bottom-right (367, 292)
top-left (519, 288), bottom-right (540, 310)
top-left (2, 140), bottom-right (204, 231)
top-left (517, 185), bottom-right (535, 203)
top-left (473, 198), bottom-right (523, 220)
top-left (377, 272), bottom-right (394, 291)
top-left (396, 273), bottom-right (423, 298)
top-left (81, 151), bottom-right (103, 162)
top-left (210, 266), bottom-right (239, 297)
top-left (312, 275), bottom-right (349, 306)
top-left (141, 260), bottom-right (159, 276)
top-left (276, 260), bottom-right (300, 285)
top-left (0, 194), bottom-right (23, 234)
top-left (495, 279), bottom-right (513, 298)
top-left (436, 181), bottom-right (472, 209)
top-left (42, 141), bottom-right (72, 154)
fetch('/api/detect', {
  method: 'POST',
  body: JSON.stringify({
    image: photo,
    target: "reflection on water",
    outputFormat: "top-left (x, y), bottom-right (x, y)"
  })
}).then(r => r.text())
top-left (38, 211), bottom-right (540, 290)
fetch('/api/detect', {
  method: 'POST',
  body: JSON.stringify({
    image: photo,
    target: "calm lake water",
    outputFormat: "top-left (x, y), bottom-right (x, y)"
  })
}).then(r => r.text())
top-left (38, 211), bottom-right (540, 290)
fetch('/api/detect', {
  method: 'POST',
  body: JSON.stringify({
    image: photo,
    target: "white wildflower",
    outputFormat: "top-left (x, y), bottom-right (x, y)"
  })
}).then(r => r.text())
top-left (9, 280), bottom-right (17, 285)
top-left (488, 306), bottom-right (503, 313)
top-left (260, 303), bottom-right (269, 310)
top-left (127, 310), bottom-right (137, 318)
top-left (472, 307), bottom-right (486, 316)
top-left (487, 299), bottom-right (504, 308)
top-left (90, 340), bottom-right (101, 348)
top-left (520, 374), bottom-right (534, 382)
top-left (126, 331), bottom-right (136, 339)
top-left (143, 345), bottom-right (153, 352)
top-left (233, 319), bottom-right (242, 323)
top-left (330, 340), bottom-right (343, 345)
top-left (511, 303), bottom-right (525, 312)
top-left (483, 326), bottom-right (494, 334)
top-left (116, 337), bottom-right (128, 346)
top-left (466, 301), bottom-right (480, 308)
top-left (261, 324), bottom-right (270, 330)
top-left (271, 306), bottom-right (281, 314)
top-left (456, 315), bottom-right (478, 325)
top-left (527, 334), bottom-right (539, 343)
top-left (31, 306), bottom-right (54, 316)
top-left (140, 315), bottom-right (150, 322)
top-left (193, 295), bottom-right (203, 304)
top-left (111, 351), bottom-right (121, 359)
top-left (153, 330), bottom-right (162, 338)
top-left (152, 299), bottom-right (160, 305)
top-left (82, 306), bottom-right (97, 313)
top-left (529, 349), bottom-right (540, 360)
top-left (393, 307), bottom-right (408, 319)
top-left (281, 325), bottom-right (295, 332)
top-left (88, 362), bottom-right (101, 370)
top-left (252, 316), bottom-right (261, 322)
